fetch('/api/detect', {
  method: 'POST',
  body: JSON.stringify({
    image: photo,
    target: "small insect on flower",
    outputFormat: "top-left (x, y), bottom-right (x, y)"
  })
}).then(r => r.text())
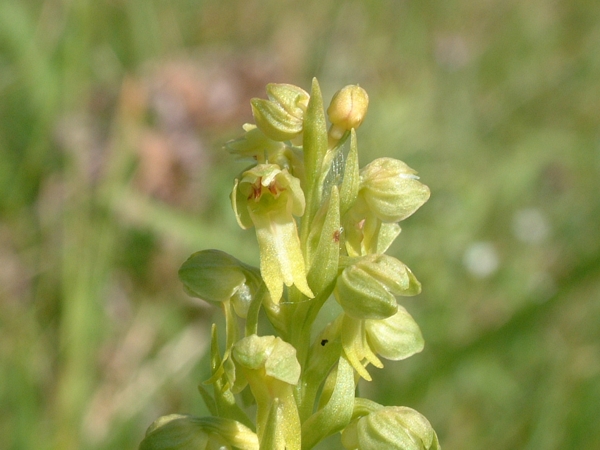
top-left (321, 339), bottom-right (329, 346)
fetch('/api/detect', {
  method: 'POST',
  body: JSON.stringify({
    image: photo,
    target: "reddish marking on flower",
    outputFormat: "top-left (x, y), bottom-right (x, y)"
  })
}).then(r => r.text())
top-left (249, 177), bottom-right (263, 201)
top-left (268, 182), bottom-right (280, 196)
top-left (332, 229), bottom-right (341, 243)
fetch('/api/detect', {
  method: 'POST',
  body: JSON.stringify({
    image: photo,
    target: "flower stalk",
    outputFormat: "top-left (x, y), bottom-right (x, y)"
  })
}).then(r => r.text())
top-left (140, 79), bottom-right (439, 450)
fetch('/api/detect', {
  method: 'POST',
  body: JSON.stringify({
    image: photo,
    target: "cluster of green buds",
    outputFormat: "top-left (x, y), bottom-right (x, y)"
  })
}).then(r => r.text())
top-left (139, 79), bottom-right (439, 450)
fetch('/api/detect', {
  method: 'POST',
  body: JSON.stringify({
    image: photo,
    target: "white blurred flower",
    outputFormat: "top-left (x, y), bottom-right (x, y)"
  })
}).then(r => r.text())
top-left (512, 208), bottom-right (550, 243)
top-left (463, 241), bottom-right (499, 278)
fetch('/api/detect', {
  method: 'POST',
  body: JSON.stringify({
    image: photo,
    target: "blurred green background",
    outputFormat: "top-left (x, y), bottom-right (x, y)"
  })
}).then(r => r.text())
top-left (1, 0), bottom-right (599, 449)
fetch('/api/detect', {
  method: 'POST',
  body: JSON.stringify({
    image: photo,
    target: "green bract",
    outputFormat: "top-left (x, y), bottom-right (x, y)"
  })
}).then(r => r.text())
top-left (148, 79), bottom-right (439, 450)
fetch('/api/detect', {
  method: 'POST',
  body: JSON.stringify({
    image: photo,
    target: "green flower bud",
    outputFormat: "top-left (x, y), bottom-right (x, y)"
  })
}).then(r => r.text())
top-left (365, 306), bottom-right (424, 361)
top-left (139, 414), bottom-right (259, 450)
top-left (251, 84), bottom-right (309, 141)
top-left (233, 335), bottom-right (301, 385)
top-left (178, 250), bottom-right (261, 318)
top-left (335, 254), bottom-right (421, 320)
top-left (327, 85), bottom-right (369, 141)
top-left (341, 406), bottom-right (440, 450)
top-left (359, 158), bottom-right (430, 223)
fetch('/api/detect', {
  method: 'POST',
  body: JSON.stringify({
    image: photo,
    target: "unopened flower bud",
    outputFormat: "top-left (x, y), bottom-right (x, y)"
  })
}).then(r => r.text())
top-left (359, 157), bottom-right (430, 223)
top-left (327, 85), bottom-right (369, 141)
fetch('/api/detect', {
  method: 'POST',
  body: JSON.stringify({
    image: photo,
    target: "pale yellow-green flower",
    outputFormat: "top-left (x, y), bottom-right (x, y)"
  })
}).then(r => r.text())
top-left (232, 163), bottom-right (314, 303)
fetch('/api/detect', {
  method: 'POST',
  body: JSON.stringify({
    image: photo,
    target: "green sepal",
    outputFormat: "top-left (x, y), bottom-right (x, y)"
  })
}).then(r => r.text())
top-left (301, 357), bottom-right (355, 449)
top-left (251, 98), bottom-right (303, 141)
top-left (178, 249), bottom-right (261, 316)
top-left (266, 83), bottom-right (309, 118)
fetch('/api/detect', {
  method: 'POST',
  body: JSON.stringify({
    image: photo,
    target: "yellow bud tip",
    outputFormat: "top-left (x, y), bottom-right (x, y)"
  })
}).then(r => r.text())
top-left (327, 85), bottom-right (369, 131)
